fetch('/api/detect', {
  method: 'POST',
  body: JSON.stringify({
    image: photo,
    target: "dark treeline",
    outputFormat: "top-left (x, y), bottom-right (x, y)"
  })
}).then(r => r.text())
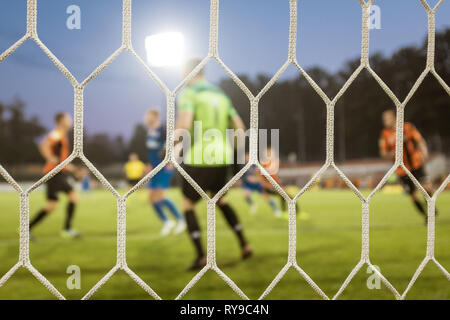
top-left (0, 99), bottom-right (46, 165)
top-left (221, 28), bottom-right (450, 163)
top-left (0, 100), bottom-right (147, 167)
top-left (81, 124), bottom-right (149, 165)
top-left (1, 29), bottom-right (448, 167)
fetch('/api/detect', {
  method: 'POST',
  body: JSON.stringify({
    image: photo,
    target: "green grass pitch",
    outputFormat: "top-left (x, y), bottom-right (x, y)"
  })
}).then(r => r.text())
top-left (0, 187), bottom-right (448, 300)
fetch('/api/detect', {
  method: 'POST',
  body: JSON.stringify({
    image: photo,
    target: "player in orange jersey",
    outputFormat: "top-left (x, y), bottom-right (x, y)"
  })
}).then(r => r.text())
top-left (379, 109), bottom-right (437, 224)
top-left (259, 147), bottom-right (284, 217)
top-left (29, 112), bottom-right (81, 239)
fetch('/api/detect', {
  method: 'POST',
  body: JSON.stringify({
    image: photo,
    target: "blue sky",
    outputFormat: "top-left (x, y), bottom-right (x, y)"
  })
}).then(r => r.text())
top-left (0, 0), bottom-right (448, 138)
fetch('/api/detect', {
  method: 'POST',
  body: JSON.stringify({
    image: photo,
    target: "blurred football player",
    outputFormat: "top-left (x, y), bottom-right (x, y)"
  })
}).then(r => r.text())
top-left (379, 109), bottom-right (437, 224)
top-left (29, 112), bottom-right (81, 239)
top-left (124, 153), bottom-right (146, 189)
top-left (176, 59), bottom-right (253, 270)
top-left (145, 109), bottom-right (186, 236)
top-left (242, 153), bottom-right (282, 216)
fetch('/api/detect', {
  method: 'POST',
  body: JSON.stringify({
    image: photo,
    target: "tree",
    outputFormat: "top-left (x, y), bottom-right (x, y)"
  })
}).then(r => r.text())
top-left (220, 28), bottom-right (450, 162)
top-left (127, 124), bottom-right (148, 162)
top-left (0, 98), bottom-right (46, 166)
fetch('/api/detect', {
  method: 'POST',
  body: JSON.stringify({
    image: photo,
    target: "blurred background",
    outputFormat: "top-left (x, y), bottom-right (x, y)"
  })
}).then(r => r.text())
top-left (0, 0), bottom-right (448, 300)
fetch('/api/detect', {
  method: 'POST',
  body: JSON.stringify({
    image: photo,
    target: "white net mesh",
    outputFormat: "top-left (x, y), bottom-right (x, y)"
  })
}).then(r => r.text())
top-left (0, 0), bottom-right (449, 300)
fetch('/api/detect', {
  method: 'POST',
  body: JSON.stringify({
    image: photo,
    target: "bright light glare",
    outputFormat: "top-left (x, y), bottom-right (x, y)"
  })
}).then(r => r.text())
top-left (145, 32), bottom-right (185, 67)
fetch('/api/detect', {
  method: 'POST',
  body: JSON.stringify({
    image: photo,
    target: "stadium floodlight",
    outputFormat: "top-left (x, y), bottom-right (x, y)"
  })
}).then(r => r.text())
top-left (145, 32), bottom-right (185, 67)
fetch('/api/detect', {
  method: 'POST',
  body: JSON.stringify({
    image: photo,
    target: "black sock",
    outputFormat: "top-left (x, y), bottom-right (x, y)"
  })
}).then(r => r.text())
top-left (185, 209), bottom-right (204, 258)
top-left (280, 196), bottom-right (287, 211)
top-left (413, 199), bottom-right (426, 216)
top-left (65, 202), bottom-right (76, 231)
top-left (29, 209), bottom-right (48, 230)
top-left (219, 203), bottom-right (247, 248)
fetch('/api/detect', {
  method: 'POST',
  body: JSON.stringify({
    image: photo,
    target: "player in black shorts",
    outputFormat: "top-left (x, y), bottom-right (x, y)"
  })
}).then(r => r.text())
top-left (399, 167), bottom-right (428, 195)
top-left (176, 59), bottom-right (253, 270)
top-left (380, 110), bottom-right (438, 224)
top-left (47, 172), bottom-right (74, 201)
top-left (29, 113), bottom-right (81, 239)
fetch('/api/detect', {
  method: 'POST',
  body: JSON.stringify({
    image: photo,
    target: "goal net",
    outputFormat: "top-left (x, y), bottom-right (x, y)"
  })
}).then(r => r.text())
top-left (0, 0), bottom-right (448, 300)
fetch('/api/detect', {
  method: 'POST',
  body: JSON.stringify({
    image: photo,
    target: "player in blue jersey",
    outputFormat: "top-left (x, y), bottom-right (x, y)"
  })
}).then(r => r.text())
top-left (145, 109), bottom-right (186, 236)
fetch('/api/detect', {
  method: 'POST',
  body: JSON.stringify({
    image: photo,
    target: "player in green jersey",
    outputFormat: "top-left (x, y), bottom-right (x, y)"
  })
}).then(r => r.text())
top-left (176, 59), bottom-right (253, 271)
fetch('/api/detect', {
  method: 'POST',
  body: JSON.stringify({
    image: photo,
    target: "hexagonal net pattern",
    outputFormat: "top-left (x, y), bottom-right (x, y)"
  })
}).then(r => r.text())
top-left (0, 0), bottom-right (449, 300)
